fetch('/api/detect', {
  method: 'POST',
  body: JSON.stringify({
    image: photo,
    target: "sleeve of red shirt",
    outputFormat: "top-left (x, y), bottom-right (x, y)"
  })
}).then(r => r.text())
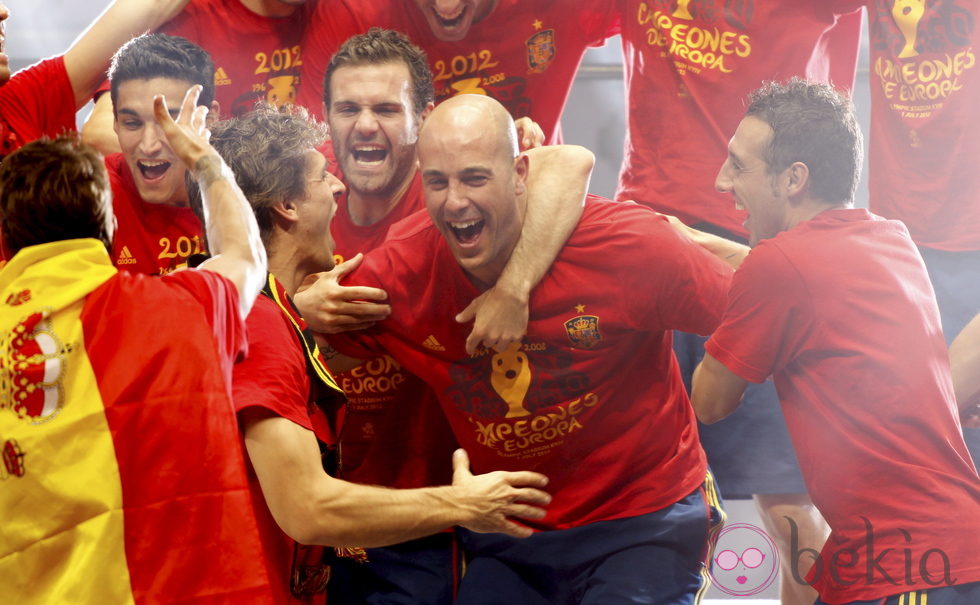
top-left (620, 209), bottom-right (733, 335)
top-left (0, 57), bottom-right (76, 151)
top-left (160, 269), bottom-right (248, 377)
top-left (232, 296), bottom-right (313, 429)
top-left (705, 241), bottom-right (815, 383)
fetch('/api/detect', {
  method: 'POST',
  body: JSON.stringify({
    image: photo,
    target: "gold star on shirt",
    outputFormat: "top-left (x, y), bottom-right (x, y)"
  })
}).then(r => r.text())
top-left (533, 19), bottom-right (543, 30)
top-left (575, 304), bottom-right (586, 313)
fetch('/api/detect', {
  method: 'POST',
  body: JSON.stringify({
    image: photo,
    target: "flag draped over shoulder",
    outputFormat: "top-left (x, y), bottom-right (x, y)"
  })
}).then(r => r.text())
top-left (0, 239), bottom-right (275, 604)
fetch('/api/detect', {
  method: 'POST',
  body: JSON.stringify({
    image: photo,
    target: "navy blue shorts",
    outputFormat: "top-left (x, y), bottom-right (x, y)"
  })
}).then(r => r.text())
top-left (327, 532), bottom-right (459, 605)
top-left (918, 246), bottom-right (980, 468)
top-left (455, 478), bottom-right (725, 605)
top-left (814, 581), bottom-right (980, 605)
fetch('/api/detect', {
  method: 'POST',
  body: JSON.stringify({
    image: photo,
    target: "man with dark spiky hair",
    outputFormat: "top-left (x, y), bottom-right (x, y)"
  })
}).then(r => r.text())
top-left (692, 79), bottom-right (980, 605)
top-left (104, 33), bottom-right (217, 275)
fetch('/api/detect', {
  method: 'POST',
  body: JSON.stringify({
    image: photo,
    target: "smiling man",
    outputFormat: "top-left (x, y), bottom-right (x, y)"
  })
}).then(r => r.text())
top-left (298, 0), bottom-right (616, 142)
top-left (104, 33), bottom-right (215, 275)
top-left (297, 29), bottom-right (593, 604)
top-left (323, 94), bottom-right (733, 604)
top-left (691, 79), bottom-right (980, 605)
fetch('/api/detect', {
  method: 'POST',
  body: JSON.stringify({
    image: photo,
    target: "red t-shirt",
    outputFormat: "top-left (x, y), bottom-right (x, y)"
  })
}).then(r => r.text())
top-left (299, 0), bottom-right (618, 141)
top-left (865, 0), bottom-right (980, 251)
top-left (233, 292), bottom-right (330, 605)
top-left (162, 0), bottom-right (315, 115)
top-left (615, 0), bottom-right (862, 236)
top-left (330, 173), bottom-right (457, 488)
top-left (95, 0), bottom-right (322, 116)
top-left (0, 57), bottom-right (76, 158)
top-left (706, 208), bottom-right (980, 603)
top-left (330, 197), bottom-right (733, 530)
top-left (0, 57), bottom-right (77, 264)
top-left (105, 153), bottom-right (206, 275)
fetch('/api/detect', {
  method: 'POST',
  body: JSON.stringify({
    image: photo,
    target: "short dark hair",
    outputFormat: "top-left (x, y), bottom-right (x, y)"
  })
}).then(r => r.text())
top-left (324, 28), bottom-right (434, 116)
top-left (746, 78), bottom-right (863, 204)
top-left (109, 34), bottom-right (215, 114)
top-left (0, 135), bottom-right (111, 255)
top-left (187, 104), bottom-right (327, 246)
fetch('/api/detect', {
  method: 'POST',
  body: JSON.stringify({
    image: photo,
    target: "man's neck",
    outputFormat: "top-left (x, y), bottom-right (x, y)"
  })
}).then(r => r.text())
top-left (787, 197), bottom-right (851, 231)
top-left (268, 246), bottom-right (324, 299)
top-left (346, 171), bottom-right (416, 227)
top-left (239, 0), bottom-right (298, 18)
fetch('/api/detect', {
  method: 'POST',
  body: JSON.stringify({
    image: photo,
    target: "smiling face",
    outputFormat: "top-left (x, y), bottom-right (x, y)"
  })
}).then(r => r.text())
top-left (113, 77), bottom-right (197, 206)
top-left (419, 101), bottom-right (526, 289)
top-left (412, 0), bottom-right (498, 41)
top-left (292, 148), bottom-right (345, 270)
top-left (715, 116), bottom-right (791, 247)
top-left (0, 3), bottom-right (10, 86)
top-left (327, 61), bottom-right (424, 206)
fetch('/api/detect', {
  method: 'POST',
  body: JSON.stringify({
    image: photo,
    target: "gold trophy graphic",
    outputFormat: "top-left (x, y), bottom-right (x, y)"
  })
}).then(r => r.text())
top-left (490, 343), bottom-right (533, 418)
top-left (892, 0), bottom-right (926, 59)
top-left (673, 0), bottom-right (694, 20)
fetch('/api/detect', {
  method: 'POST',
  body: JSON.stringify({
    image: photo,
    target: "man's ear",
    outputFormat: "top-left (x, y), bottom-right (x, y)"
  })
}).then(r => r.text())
top-left (513, 153), bottom-right (530, 196)
top-left (271, 198), bottom-right (300, 226)
top-left (420, 101), bottom-right (435, 122)
top-left (206, 100), bottom-right (221, 126)
top-left (785, 161), bottom-right (809, 199)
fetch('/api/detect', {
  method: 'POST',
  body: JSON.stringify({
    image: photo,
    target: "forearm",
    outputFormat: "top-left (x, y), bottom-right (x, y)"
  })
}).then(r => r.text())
top-left (498, 145), bottom-right (592, 296)
top-left (949, 313), bottom-right (980, 413)
top-left (691, 353), bottom-right (748, 424)
top-left (295, 482), bottom-right (473, 548)
top-left (194, 154), bottom-right (267, 316)
top-left (64, 0), bottom-right (189, 106)
top-left (676, 222), bottom-right (749, 269)
top-left (81, 95), bottom-right (123, 155)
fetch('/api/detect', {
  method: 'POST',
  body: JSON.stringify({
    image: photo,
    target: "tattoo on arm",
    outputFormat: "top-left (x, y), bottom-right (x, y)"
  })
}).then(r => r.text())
top-left (193, 154), bottom-right (229, 189)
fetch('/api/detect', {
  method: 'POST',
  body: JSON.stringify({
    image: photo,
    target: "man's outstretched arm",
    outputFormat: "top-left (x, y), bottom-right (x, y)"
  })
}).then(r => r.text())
top-left (949, 312), bottom-right (980, 423)
top-left (155, 86), bottom-right (266, 318)
top-left (243, 410), bottom-right (550, 548)
top-left (64, 0), bottom-right (191, 108)
top-left (457, 144), bottom-right (594, 354)
top-left (691, 352), bottom-right (749, 424)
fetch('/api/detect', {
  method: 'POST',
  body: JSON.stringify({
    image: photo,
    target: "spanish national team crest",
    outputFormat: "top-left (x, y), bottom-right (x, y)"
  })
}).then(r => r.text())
top-left (564, 313), bottom-right (601, 349)
top-left (526, 29), bottom-right (556, 73)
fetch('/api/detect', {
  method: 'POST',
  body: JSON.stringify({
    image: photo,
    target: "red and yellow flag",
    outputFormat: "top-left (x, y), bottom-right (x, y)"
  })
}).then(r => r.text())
top-left (1, 239), bottom-right (274, 603)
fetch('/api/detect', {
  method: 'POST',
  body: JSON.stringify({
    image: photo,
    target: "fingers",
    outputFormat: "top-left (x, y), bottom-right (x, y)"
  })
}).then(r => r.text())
top-left (503, 470), bottom-right (549, 489)
top-left (339, 285), bottom-right (389, 303)
top-left (331, 252), bottom-right (365, 279)
top-left (494, 519), bottom-right (536, 539)
top-left (455, 297), bottom-right (478, 324)
top-left (452, 448), bottom-right (472, 482)
top-left (178, 84), bottom-right (203, 120)
top-left (152, 94), bottom-right (175, 129)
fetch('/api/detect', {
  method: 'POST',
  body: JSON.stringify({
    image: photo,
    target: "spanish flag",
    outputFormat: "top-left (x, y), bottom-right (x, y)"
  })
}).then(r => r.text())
top-left (0, 239), bottom-right (274, 603)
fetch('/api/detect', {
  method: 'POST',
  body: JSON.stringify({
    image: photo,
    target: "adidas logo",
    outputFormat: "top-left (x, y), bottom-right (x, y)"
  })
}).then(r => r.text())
top-left (116, 246), bottom-right (137, 265)
top-left (423, 335), bottom-right (446, 351)
top-left (214, 67), bottom-right (231, 86)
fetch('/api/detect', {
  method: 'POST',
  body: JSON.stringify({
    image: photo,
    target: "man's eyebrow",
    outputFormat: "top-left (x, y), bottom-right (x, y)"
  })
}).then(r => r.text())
top-left (422, 168), bottom-right (445, 178)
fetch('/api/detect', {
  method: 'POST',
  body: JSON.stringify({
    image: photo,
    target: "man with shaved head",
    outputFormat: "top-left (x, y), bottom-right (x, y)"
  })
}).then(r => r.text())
top-left (323, 94), bottom-right (735, 603)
